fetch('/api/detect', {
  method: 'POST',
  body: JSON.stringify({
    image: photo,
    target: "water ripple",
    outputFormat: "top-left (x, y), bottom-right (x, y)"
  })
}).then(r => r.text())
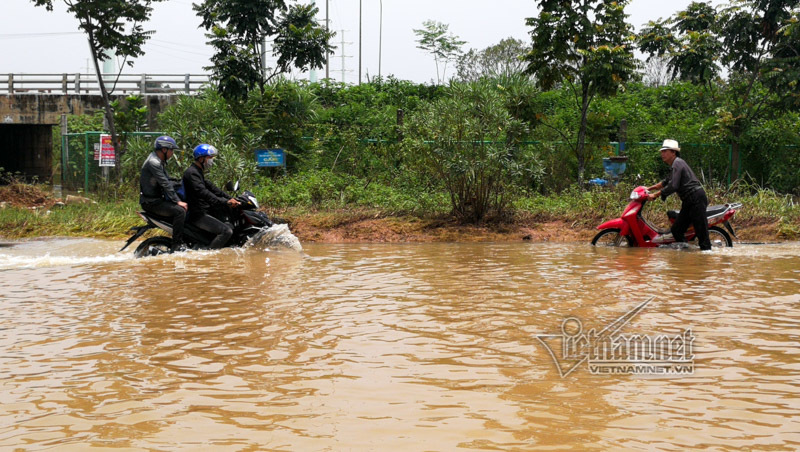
top-left (0, 240), bottom-right (799, 449)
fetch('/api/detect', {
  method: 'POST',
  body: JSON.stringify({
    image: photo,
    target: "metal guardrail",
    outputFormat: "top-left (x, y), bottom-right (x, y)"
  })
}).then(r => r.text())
top-left (0, 73), bottom-right (210, 95)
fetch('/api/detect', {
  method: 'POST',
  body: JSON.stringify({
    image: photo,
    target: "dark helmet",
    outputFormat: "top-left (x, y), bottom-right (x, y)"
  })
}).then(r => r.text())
top-left (193, 144), bottom-right (219, 160)
top-left (154, 135), bottom-right (178, 151)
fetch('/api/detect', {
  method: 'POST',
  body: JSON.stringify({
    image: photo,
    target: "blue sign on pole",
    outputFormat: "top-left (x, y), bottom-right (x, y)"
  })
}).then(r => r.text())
top-left (255, 149), bottom-right (285, 167)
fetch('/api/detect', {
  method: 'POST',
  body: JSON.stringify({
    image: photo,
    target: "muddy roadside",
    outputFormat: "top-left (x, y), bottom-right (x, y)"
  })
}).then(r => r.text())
top-left (0, 183), bottom-right (793, 243)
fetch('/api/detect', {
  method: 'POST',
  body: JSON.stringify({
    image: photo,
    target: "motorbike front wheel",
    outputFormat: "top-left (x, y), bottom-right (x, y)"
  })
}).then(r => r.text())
top-left (708, 226), bottom-right (733, 247)
top-left (133, 236), bottom-right (173, 258)
top-left (591, 228), bottom-right (634, 247)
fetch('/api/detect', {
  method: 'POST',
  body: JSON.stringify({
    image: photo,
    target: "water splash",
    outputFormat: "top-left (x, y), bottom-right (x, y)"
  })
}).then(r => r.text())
top-left (0, 252), bottom-right (132, 269)
top-left (246, 224), bottom-right (303, 252)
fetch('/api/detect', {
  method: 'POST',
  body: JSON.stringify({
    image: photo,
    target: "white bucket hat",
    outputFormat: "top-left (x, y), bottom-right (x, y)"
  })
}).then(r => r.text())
top-left (659, 139), bottom-right (680, 152)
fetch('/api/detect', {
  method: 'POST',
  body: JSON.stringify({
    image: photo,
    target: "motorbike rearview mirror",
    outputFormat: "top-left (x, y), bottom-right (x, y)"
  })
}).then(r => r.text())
top-left (225, 181), bottom-right (240, 192)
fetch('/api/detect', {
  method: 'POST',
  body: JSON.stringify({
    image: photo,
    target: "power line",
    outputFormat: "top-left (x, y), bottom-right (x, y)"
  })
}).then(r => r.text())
top-left (0, 31), bottom-right (83, 40)
top-left (147, 42), bottom-right (211, 57)
top-left (150, 38), bottom-right (211, 49)
top-left (143, 47), bottom-right (211, 65)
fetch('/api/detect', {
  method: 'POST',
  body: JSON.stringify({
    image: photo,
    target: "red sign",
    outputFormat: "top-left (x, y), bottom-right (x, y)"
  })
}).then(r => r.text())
top-left (99, 134), bottom-right (115, 167)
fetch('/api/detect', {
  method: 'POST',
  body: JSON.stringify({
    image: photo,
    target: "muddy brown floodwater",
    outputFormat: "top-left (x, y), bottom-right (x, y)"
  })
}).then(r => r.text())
top-left (1, 238), bottom-right (799, 450)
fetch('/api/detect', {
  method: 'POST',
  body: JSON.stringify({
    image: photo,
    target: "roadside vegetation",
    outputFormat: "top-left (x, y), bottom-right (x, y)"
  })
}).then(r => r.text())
top-left (2, 0), bottom-right (798, 242)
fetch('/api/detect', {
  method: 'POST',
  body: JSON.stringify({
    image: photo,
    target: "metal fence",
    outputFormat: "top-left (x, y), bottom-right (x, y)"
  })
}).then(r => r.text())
top-left (61, 131), bottom-right (165, 192)
top-left (1, 73), bottom-right (210, 95)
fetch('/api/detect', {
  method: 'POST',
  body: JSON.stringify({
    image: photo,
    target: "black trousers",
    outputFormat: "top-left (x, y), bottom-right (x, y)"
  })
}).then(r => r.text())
top-left (192, 213), bottom-right (233, 249)
top-left (142, 200), bottom-right (185, 247)
top-left (671, 189), bottom-right (711, 250)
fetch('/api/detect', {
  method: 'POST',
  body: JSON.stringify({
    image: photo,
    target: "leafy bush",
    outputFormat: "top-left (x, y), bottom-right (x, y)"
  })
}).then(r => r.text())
top-left (403, 81), bottom-right (534, 222)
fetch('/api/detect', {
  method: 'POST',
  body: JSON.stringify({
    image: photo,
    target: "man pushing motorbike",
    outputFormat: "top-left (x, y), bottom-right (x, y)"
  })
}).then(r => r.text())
top-left (139, 136), bottom-right (187, 253)
top-left (183, 144), bottom-right (241, 249)
top-left (646, 139), bottom-right (712, 251)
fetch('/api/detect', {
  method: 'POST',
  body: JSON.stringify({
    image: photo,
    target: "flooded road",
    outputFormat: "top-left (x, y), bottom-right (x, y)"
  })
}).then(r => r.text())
top-left (1, 238), bottom-right (799, 450)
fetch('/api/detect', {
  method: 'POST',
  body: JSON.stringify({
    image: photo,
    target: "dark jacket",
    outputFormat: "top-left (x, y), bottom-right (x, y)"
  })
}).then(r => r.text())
top-left (183, 163), bottom-right (231, 219)
top-left (140, 152), bottom-right (180, 205)
top-left (660, 157), bottom-right (703, 201)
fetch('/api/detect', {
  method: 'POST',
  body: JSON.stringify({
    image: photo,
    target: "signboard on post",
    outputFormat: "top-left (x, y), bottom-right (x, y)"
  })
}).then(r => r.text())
top-left (99, 134), bottom-right (115, 167)
top-left (255, 149), bottom-right (285, 167)
top-left (93, 143), bottom-right (100, 161)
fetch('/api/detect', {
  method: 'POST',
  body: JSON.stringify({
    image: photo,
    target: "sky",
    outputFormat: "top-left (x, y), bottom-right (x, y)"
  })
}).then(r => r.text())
top-left (0, 0), bottom-right (726, 85)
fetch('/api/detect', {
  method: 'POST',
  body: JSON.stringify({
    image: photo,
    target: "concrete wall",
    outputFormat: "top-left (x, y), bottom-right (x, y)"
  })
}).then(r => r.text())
top-left (0, 94), bottom-right (177, 181)
top-left (0, 94), bottom-right (177, 127)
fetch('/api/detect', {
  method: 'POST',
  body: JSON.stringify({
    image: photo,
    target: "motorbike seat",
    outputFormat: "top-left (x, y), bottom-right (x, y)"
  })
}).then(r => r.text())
top-left (139, 210), bottom-right (174, 223)
top-left (706, 205), bottom-right (728, 217)
top-left (667, 205), bottom-right (728, 220)
top-left (139, 211), bottom-right (215, 244)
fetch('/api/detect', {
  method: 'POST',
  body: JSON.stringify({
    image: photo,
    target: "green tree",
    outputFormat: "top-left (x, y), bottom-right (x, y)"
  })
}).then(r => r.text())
top-left (403, 82), bottom-right (530, 223)
top-left (195, 0), bottom-right (335, 100)
top-left (524, 0), bottom-right (637, 186)
top-left (413, 20), bottom-right (466, 85)
top-left (31, 0), bottom-right (164, 175)
top-left (456, 38), bottom-right (531, 82)
top-left (637, 0), bottom-right (800, 181)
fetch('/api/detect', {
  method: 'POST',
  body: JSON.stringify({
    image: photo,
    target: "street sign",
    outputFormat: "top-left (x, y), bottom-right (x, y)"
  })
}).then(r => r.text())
top-left (99, 134), bottom-right (115, 167)
top-left (255, 149), bottom-right (285, 167)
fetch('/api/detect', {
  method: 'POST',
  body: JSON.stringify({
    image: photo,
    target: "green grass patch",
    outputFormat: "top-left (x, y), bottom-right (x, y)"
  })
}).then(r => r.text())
top-left (0, 200), bottom-right (141, 239)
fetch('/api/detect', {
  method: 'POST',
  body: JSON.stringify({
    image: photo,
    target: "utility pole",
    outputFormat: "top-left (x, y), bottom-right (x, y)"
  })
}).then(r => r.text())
top-left (337, 30), bottom-right (353, 83)
top-left (310, 0), bottom-right (316, 82)
top-left (379, 0), bottom-right (383, 79)
top-left (325, 0), bottom-right (330, 79)
top-left (358, 0), bottom-right (362, 85)
top-left (261, 35), bottom-right (268, 79)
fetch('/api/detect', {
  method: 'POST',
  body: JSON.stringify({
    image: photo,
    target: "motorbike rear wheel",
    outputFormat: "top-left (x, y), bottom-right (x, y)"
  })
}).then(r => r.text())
top-left (591, 228), bottom-right (633, 247)
top-left (708, 226), bottom-right (733, 247)
top-left (133, 236), bottom-right (173, 258)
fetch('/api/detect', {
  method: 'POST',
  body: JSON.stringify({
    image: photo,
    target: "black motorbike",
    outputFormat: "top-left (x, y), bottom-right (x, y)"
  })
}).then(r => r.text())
top-left (121, 182), bottom-right (273, 258)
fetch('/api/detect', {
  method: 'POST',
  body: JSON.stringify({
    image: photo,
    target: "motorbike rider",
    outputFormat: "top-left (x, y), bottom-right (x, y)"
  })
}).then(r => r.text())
top-left (140, 136), bottom-right (187, 253)
top-left (183, 144), bottom-right (241, 249)
top-left (646, 139), bottom-right (712, 250)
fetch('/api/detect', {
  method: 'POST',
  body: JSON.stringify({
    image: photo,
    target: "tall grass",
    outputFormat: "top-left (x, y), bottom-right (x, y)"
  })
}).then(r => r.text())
top-left (0, 200), bottom-right (141, 238)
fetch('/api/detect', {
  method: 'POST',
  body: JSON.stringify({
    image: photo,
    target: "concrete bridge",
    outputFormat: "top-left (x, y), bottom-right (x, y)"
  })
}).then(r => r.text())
top-left (0, 73), bottom-right (208, 181)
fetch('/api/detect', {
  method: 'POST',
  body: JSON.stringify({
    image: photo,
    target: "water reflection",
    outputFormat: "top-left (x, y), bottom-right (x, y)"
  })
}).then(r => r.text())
top-left (0, 240), bottom-right (798, 449)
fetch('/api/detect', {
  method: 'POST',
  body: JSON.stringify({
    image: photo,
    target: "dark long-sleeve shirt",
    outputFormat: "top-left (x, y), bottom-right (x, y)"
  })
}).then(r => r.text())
top-left (183, 163), bottom-right (231, 219)
top-left (140, 152), bottom-right (180, 205)
top-left (660, 157), bottom-right (703, 201)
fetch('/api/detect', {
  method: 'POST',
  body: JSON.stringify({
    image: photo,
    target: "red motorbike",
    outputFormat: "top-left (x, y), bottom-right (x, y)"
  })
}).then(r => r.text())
top-left (591, 186), bottom-right (741, 248)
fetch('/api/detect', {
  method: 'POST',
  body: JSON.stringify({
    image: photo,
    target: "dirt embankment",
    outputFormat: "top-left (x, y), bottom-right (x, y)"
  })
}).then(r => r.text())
top-left (0, 183), bottom-right (53, 209)
top-left (288, 215), bottom-right (594, 243)
top-left (283, 211), bottom-right (784, 244)
top-left (0, 184), bottom-right (791, 243)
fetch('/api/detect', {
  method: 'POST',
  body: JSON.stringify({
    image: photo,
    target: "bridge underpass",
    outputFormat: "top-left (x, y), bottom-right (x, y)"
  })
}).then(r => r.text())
top-left (0, 124), bottom-right (53, 181)
top-left (0, 73), bottom-right (205, 183)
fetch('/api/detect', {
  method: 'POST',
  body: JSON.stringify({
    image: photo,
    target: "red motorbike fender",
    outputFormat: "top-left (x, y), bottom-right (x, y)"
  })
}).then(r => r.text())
top-left (597, 218), bottom-right (628, 235)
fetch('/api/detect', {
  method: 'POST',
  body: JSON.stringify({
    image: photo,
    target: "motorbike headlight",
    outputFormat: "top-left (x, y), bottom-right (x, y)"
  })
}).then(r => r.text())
top-left (248, 196), bottom-right (259, 209)
top-left (630, 190), bottom-right (642, 200)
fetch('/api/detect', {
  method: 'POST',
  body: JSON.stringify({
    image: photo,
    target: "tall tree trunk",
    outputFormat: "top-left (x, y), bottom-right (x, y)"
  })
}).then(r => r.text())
top-left (87, 33), bottom-right (121, 182)
top-left (576, 83), bottom-right (591, 188)
top-left (730, 138), bottom-right (741, 184)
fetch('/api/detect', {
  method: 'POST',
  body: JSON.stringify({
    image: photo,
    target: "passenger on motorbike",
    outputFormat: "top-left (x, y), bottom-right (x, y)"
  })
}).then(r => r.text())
top-left (139, 136), bottom-right (188, 253)
top-left (646, 139), bottom-right (712, 250)
top-left (183, 144), bottom-right (241, 249)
